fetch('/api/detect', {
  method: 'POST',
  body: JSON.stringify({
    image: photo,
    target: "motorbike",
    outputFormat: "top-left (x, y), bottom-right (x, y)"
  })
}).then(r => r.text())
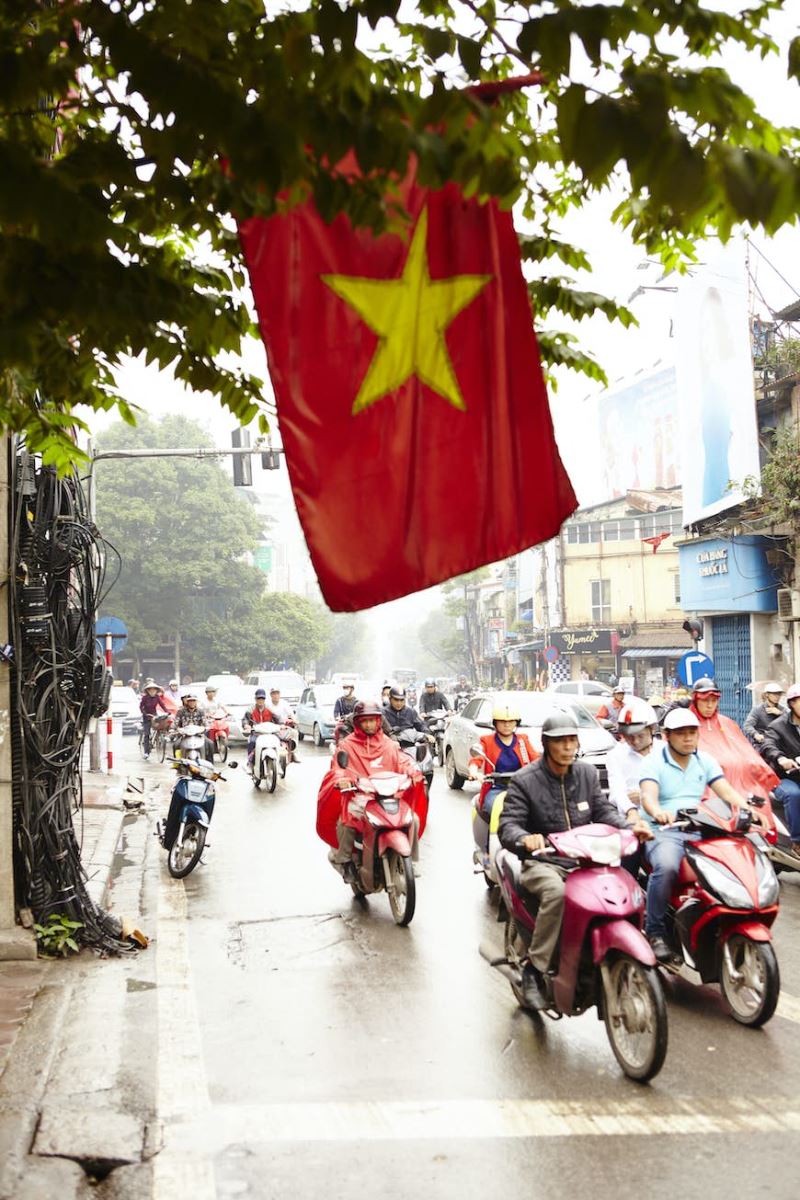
top-left (395, 728), bottom-right (435, 794)
top-left (206, 709), bottom-right (230, 763)
top-left (172, 722), bottom-right (209, 763)
top-left (422, 709), bottom-right (448, 765)
top-left (249, 721), bottom-right (290, 792)
top-left (761, 790), bottom-right (800, 875)
top-left (157, 756), bottom-right (237, 878)
top-left (493, 823), bottom-right (668, 1082)
top-left (334, 746), bottom-right (426, 926)
top-left (652, 797), bottom-right (780, 1026)
top-left (471, 770), bottom-right (516, 889)
top-left (454, 689), bottom-right (472, 713)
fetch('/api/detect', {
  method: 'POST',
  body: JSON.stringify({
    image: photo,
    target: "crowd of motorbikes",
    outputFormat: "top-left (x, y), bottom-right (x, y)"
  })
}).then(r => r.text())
top-left (141, 672), bottom-right (797, 1085)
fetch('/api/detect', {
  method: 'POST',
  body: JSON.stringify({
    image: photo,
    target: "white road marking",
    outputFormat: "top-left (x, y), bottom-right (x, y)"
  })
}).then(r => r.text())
top-left (153, 868), bottom-right (216, 1200)
top-left (169, 1095), bottom-right (800, 1146)
top-left (777, 991), bottom-right (800, 1024)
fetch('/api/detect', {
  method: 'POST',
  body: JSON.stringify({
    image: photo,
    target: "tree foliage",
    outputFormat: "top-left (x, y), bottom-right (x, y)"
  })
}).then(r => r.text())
top-left (3, 1), bottom-right (799, 464)
top-left (95, 413), bottom-right (268, 678)
top-left (315, 612), bottom-right (374, 679)
top-left (253, 592), bottom-right (333, 672)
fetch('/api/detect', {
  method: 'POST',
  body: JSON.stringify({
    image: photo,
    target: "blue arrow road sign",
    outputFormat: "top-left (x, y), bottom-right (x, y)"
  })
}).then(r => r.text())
top-left (95, 616), bottom-right (128, 656)
top-left (677, 650), bottom-right (714, 688)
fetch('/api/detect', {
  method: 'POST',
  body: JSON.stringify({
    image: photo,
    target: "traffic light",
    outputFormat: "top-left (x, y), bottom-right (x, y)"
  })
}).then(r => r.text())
top-left (232, 429), bottom-right (253, 487)
top-left (682, 618), bottom-right (704, 641)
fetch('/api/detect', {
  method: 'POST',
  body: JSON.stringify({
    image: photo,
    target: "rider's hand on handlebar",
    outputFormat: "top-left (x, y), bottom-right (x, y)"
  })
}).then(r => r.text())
top-left (522, 833), bottom-right (546, 853)
top-left (653, 809), bottom-right (674, 825)
top-left (631, 819), bottom-right (654, 842)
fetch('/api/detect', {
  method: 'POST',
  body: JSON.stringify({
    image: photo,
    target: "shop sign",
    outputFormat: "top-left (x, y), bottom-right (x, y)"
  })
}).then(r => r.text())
top-left (551, 628), bottom-right (613, 654)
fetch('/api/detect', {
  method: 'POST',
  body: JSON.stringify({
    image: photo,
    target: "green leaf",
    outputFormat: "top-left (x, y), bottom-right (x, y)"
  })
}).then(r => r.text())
top-left (457, 35), bottom-right (482, 79)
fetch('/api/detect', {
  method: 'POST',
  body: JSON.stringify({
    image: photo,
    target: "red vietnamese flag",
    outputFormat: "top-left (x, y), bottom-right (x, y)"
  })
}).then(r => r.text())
top-left (239, 173), bottom-right (577, 611)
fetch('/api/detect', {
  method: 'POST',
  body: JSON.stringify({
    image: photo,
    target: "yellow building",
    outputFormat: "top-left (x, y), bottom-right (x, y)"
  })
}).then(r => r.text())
top-left (558, 489), bottom-right (693, 695)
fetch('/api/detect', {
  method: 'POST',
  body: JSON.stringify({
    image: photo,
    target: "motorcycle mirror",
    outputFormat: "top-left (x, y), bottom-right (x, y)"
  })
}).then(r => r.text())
top-left (416, 744), bottom-right (427, 763)
top-left (336, 749), bottom-right (349, 769)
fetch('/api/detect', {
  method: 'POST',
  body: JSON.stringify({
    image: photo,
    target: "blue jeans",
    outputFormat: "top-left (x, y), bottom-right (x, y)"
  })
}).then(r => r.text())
top-left (644, 830), bottom-right (697, 938)
top-left (774, 778), bottom-right (800, 840)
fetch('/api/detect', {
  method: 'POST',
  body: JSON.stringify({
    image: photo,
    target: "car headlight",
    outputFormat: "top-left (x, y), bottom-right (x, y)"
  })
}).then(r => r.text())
top-left (756, 851), bottom-right (780, 907)
top-left (692, 856), bottom-right (753, 909)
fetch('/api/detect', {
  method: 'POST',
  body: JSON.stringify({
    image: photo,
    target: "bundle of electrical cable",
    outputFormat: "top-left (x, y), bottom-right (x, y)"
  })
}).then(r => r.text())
top-left (10, 440), bottom-right (132, 954)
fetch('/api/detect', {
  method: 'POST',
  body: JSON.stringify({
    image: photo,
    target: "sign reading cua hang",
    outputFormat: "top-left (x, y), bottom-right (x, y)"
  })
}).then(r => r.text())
top-left (550, 628), bottom-right (614, 654)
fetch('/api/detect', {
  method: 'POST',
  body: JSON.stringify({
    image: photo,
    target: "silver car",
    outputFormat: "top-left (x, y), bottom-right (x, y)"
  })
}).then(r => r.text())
top-left (442, 690), bottom-right (615, 791)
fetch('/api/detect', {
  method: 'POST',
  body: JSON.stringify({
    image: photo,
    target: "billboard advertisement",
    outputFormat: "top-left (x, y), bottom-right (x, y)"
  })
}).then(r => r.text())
top-left (675, 241), bottom-right (761, 526)
top-left (594, 366), bottom-right (679, 502)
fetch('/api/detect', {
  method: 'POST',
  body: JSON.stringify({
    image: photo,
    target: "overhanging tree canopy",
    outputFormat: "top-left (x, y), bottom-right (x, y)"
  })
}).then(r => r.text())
top-left (2, 1), bottom-right (798, 466)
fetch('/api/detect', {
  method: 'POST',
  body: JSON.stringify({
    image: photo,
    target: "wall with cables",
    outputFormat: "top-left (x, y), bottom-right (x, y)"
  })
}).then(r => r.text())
top-left (10, 443), bottom-right (132, 953)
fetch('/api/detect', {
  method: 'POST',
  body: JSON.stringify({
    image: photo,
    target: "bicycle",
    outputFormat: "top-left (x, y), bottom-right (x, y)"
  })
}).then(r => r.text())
top-left (152, 716), bottom-right (172, 763)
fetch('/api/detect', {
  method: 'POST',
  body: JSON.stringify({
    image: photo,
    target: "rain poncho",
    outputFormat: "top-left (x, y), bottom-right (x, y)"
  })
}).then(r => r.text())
top-left (693, 704), bottom-right (778, 800)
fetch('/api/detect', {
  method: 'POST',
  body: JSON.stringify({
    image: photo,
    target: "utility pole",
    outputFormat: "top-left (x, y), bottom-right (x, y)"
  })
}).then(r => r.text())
top-left (0, 436), bottom-right (36, 957)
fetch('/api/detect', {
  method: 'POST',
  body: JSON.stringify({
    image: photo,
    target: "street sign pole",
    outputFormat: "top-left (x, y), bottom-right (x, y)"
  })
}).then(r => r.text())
top-left (105, 632), bottom-right (114, 774)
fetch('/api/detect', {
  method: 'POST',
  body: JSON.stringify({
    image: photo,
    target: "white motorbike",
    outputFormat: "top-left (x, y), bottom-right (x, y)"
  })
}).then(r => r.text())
top-left (172, 722), bottom-right (209, 764)
top-left (250, 722), bottom-right (291, 792)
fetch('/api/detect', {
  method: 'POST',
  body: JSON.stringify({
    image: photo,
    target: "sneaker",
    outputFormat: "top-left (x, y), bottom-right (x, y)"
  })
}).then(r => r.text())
top-left (520, 964), bottom-right (548, 1010)
top-left (143, 752), bottom-right (150, 761)
top-left (649, 935), bottom-right (678, 964)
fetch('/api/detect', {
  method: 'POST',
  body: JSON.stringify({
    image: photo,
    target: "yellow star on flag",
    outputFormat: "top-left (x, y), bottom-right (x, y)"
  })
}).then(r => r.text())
top-left (322, 207), bottom-right (492, 415)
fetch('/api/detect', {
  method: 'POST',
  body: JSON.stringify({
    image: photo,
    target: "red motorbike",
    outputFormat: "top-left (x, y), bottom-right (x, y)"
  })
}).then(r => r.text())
top-left (334, 747), bottom-right (425, 926)
top-left (206, 710), bottom-right (230, 763)
top-left (495, 824), bottom-right (668, 1082)
top-left (657, 796), bottom-right (780, 1026)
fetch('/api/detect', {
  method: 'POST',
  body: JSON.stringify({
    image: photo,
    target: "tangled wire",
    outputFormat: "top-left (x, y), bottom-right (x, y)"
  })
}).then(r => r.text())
top-left (10, 440), bottom-right (132, 953)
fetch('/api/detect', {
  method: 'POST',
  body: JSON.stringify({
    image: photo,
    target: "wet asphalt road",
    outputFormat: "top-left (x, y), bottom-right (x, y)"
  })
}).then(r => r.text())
top-left (124, 739), bottom-right (800, 1200)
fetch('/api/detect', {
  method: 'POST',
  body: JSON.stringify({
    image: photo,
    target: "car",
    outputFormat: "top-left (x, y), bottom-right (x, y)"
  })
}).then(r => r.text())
top-left (244, 671), bottom-right (307, 705)
top-left (206, 672), bottom-right (243, 692)
top-left (107, 685), bottom-right (140, 735)
top-left (545, 679), bottom-right (615, 716)
top-left (296, 683), bottom-right (340, 746)
top-left (442, 690), bottom-right (616, 791)
top-left (216, 684), bottom-right (260, 743)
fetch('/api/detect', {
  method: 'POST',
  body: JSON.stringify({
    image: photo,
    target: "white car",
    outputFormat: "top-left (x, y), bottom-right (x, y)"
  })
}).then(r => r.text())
top-left (107, 685), bottom-right (140, 735)
top-left (442, 690), bottom-right (615, 790)
top-left (216, 684), bottom-right (260, 743)
top-left (244, 671), bottom-right (307, 706)
top-left (545, 680), bottom-right (615, 717)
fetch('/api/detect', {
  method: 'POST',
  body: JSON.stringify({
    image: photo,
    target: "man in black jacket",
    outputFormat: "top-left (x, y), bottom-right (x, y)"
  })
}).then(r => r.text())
top-left (499, 711), bottom-right (651, 1007)
top-left (383, 687), bottom-right (425, 733)
top-left (761, 682), bottom-right (800, 854)
top-left (418, 679), bottom-right (451, 715)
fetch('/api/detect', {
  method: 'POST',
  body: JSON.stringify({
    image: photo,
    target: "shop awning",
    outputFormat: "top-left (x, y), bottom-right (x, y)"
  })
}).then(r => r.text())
top-left (621, 647), bottom-right (686, 659)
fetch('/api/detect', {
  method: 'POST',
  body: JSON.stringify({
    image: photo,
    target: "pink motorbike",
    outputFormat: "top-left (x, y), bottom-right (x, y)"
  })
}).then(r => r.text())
top-left (206, 711), bottom-right (230, 763)
top-left (494, 823), bottom-right (668, 1082)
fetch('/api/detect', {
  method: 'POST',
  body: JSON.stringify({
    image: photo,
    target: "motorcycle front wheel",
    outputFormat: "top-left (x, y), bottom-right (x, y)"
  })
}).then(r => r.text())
top-left (601, 957), bottom-right (668, 1083)
top-left (217, 733), bottom-right (228, 764)
top-left (266, 758), bottom-right (278, 793)
top-left (385, 851), bottom-right (415, 926)
top-left (167, 822), bottom-right (206, 879)
top-left (720, 935), bottom-right (780, 1027)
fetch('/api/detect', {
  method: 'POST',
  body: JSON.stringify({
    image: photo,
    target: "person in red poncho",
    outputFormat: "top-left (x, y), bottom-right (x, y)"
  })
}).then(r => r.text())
top-left (317, 699), bottom-right (427, 878)
top-left (689, 677), bottom-right (778, 800)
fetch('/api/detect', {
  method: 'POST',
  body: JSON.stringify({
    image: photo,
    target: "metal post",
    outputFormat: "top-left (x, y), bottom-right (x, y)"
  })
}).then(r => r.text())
top-left (105, 632), bottom-right (114, 774)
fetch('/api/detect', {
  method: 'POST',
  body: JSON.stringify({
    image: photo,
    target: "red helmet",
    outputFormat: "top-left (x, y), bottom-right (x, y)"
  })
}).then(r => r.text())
top-left (353, 700), bottom-right (383, 725)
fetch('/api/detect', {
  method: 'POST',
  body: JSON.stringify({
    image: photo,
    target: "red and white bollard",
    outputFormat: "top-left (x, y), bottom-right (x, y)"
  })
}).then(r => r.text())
top-left (105, 632), bottom-right (114, 773)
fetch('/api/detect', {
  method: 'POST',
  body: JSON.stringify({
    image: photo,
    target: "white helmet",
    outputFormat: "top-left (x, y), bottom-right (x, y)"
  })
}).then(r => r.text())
top-left (663, 707), bottom-right (700, 731)
top-left (617, 699), bottom-right (658, 734)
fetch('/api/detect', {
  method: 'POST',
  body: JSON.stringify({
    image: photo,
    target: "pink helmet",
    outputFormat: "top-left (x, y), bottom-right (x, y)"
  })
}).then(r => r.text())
top-left (786, 684), bottom-right (800, 703)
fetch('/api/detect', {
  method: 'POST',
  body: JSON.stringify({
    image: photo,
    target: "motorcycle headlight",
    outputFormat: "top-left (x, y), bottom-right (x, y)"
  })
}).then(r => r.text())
top-left (692, 856), bottom-right (753, 910)
top-left (756, 851), bottom-right (780, 907)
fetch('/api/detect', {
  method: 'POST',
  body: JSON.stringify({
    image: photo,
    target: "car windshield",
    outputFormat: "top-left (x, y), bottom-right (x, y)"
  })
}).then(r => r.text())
top-left (218, 685), bottom-right (261, 707)
top-left (494, 692), bottom-right (598, 730)
top-left (309, 685), bottom-right (339, 705)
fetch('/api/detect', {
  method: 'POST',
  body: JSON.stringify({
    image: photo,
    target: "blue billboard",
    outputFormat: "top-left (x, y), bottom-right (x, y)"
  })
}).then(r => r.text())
top-left (679, 536), bottom-right (780, 613)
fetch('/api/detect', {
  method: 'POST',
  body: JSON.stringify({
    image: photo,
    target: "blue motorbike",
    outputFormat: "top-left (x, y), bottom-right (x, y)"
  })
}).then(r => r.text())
top-left (157, 755), bottom-right (236, 878)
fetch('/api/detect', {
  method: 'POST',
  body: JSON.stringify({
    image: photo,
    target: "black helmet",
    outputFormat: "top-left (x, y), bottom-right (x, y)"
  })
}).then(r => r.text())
top-left (424, 678), bottom-right (436, 687)
top-left (541, 712), bottom-right (579, 739)
top-left (389, 686), bottom-right (406, 701)
top-left (691, 677), bottom-right (720, 696)
top-left (353, 699), bottom-right (383, 723)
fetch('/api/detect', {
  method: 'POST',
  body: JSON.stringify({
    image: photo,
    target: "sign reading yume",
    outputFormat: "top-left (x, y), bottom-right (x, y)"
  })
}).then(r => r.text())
top-left (551, 628), bottom-right (613, 654)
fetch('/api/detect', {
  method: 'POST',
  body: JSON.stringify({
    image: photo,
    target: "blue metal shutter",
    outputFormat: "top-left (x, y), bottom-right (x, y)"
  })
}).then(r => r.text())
top-left (709, 615), bottom-right (751, 728)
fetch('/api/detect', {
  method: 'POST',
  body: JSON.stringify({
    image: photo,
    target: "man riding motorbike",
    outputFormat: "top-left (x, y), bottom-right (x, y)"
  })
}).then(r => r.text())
top-left (606, 699), bottom-right (661, 821)
top-left (761, 682), bottom-right (800, 856)
top-left (316, 700), bottom-right (428, 879)
top-left (172, 690), bottom-right (214, 762)
top-left (596, 685), bottom-right (628, 726)
top-left (689, 677), bottom-right (778, 801)
top-left (498, 713), bottom-right (652, 1008)
top-left (383, 687), bottom-right (425, 734)
top-left (334, 682), bottom-right (357, 720)
top-left (743, 681), bottom-right (785, 747)
top-left (242, 688), bottom-right (277, 769)
top-left (639, 707), bottom-right (768, 963)
top-left (268, 687), bottom-right (300, 762)
top-left (418, 678), bottom-right (451, 715)
top-left (468, 702), bottom-right (539, 819)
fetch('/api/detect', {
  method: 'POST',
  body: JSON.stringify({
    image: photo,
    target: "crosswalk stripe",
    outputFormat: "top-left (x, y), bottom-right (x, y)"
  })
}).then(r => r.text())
top-left (176, 1095), bottom-right (800, 1144)
top-left (777, 991), bottom-right (800, 1024)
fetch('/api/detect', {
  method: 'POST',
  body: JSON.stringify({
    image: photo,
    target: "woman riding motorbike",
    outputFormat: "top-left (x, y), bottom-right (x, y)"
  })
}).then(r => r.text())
top-left (468, 702), bottom-right (539, 819)
top-left (689, 677), bottom-right (778, 801)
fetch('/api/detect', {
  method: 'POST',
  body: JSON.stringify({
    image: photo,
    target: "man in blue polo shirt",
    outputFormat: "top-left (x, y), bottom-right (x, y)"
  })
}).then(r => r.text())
top-left (638, 707), bottom-right (764, 963)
